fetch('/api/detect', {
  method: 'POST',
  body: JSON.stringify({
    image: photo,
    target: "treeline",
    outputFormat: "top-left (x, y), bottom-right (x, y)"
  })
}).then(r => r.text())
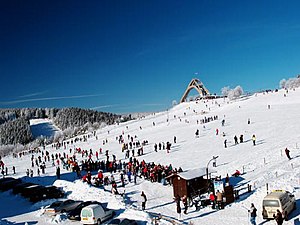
top-left (53, 107), bottom-right (120, 130)
top-left (0, 108), bottom-right (59, 125)
top-left (0, 107), bottom-right (123, 146)
top-left (0, 118), bottom-right (32, 145)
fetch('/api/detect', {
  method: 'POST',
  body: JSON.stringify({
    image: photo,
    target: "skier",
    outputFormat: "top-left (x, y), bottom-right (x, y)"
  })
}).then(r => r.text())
top-left (248, 203), bottom-right (257, 225)
top-left (154, 143), bottom-right (158, 152)
top-left (234, 135), bottom-right (238, 144)
top-left (195, 129), bottom-right (199, 137)
top-left (141, 191), bottom-right (147, 211)
top-left (252, 134), bottom-right (256, 146)
top-left (174, 136), bottom-right (177, 143)
top-left (216, 128), bottom-right (219, 135)
top-left (285, 148), bottom-right (291, 160)
top-left (224, 139), bottom-right (227, 148)
top-left (221, 119), bottom-right (225, 126)
top-left (166, 142), bottom-right (171, 153)
top-left (240, 135), bottom-right (244, 143)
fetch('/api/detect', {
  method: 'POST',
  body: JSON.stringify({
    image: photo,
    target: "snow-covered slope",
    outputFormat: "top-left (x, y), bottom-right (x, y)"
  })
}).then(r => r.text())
top-left (1, 88), bottom-right (300, 225)
top-left (30, 118), bottom-right (61, 139)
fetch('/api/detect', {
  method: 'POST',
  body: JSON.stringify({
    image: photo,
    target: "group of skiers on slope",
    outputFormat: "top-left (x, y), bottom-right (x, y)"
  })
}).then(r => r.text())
top-left (247, 203), bottom-right (284, 225)
top-left (223, 119), bottom-right (256, 148)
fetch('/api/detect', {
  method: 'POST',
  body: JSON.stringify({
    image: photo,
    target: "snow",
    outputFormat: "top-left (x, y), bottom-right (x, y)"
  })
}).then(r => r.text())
top-left (176, 167), bottom-right (216, 180)
top-left (1, 88), bottom-right (300, 225)
top-left (30, 118), bottom-right (61, 139)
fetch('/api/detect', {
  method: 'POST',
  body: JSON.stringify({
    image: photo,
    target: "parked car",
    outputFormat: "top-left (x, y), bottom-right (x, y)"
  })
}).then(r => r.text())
top-left (108, 218), bottom-right (138, 225)
top-left (80, 203), bottom-right (115, 225)
top-left (45, 199), bottom-right (83, 215)
top-left (0, 177), bottom-right (15, 185)
top-left (19, 184), bottom-right (44, 197)
top-left (0, 178), bottom-right (22, 191)
top-left (67, 201), bottom-right (101, 221)
top-left (13, 182), bottom-right (36, 194)
top-left (29, 185), bottom-right (64, 202)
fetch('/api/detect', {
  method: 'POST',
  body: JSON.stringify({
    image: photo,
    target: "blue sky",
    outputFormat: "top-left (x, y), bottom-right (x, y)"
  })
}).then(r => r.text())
top-left (1, 0), bottom-right (300, 114)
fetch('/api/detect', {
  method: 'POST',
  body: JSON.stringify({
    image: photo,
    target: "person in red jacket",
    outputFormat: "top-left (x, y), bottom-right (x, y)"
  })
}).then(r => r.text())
top-left (209, 192), bottom-right (216, 209)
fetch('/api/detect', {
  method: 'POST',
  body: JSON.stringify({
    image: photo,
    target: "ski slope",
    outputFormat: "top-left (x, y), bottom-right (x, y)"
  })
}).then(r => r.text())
top-left (1, 88), bottom-right (300, 225)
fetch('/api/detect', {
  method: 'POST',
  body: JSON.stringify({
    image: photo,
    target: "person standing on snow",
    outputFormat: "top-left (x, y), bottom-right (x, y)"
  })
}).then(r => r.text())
top-left (216, 190), bottom-right (223, 209)
top-left (285, 148), bottom-right (291, 160)
top-left (195, 129), bottom-right (199, 137)
top-left (234, 135), bottom-right (238, 144)
top-left (252, 135), bottom-right (256, 146)
top-left (224, 139), bottom-right (227, 148)
top-left (141, 191), bottom-right (147, 211)
top-left (239, 134), bottom-right (244, 143)
top-left (56, 167), bottom-right (60, 179)
top-left (181, 195), bottom-right (188, 214)
top-left (175, 195), bottom-right (182, 220)
top-left (209, 192), bottom-right (216, 209)
top-left (248, 203), bottom-right (257, 225)
top-left (274, 209), bottom-right (283, 225)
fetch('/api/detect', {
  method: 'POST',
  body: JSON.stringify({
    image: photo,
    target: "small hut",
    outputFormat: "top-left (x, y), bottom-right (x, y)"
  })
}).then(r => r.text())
top-left (168, 167), bottom-right (216, 198)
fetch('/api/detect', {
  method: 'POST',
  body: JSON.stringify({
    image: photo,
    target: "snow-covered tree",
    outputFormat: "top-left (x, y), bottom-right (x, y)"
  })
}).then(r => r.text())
top-left (53, 108), bottom-right (120, 130)
top-left (0, 118), bottom-right (32, 145)
top-left (279, 76), bottom-right (300, 89)
top-left (279, 79), bottom-right (286, 89)
top-left (221, 85), bottom-right (244, 100)
top-left (221, 86), bottom-right (230, 96)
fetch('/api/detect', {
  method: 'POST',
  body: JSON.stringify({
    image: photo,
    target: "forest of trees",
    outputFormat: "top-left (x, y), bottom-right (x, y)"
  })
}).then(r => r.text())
top-left (0, 107), bottom-right (122, 147)
top-left (53, 108), bottom-right (120, 130)
top-left (0, 118), bottom-right (33, 145)
top-left (0, 108), bottom-right (59, 126)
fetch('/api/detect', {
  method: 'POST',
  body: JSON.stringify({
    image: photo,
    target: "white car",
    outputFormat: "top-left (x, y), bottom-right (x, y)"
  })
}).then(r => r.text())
top-left (80, 203), bottom-right (115, 225)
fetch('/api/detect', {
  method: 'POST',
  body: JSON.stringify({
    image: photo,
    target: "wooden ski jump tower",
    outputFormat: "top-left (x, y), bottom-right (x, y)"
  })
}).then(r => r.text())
top-left (180, 78), bottom-right (210, 103)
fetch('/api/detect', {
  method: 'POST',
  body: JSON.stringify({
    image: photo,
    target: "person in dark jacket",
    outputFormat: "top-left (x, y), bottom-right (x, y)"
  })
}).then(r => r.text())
top-left (175, 195), bottom-right (181, 220)
top-left (224, 139), bottom-right (227, 148)
top-left (274, 209), bottom-right (283, 225)
top-left (248, 203), bottom-right (257, 225)
top-left (234, 135), bottom-right (238, 144)
top-left (56, 167), bottom-right (60, 179)
top-left (141, 191), bottom-right (147, 210)
top-left (285, 148), bottom-right (291, 160)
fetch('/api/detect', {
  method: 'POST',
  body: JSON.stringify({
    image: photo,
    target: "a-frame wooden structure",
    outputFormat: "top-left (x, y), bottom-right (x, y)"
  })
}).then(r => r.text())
top-left (180, 78), bottom-right (210, 103)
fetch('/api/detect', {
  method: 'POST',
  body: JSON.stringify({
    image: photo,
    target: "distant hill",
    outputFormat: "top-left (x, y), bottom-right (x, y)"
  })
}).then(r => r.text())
top-left (0, 107), bottom-right (126, 146)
